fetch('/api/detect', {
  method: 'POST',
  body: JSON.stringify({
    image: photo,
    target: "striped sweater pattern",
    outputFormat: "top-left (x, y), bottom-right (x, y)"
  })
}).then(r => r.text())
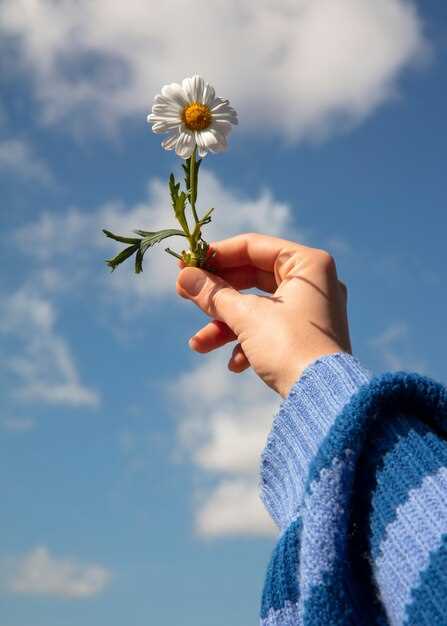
top-left (259, 352), bottom-right (447, 626)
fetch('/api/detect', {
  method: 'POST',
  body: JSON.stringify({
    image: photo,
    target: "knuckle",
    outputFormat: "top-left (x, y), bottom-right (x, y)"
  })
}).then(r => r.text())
top-left (314, 249), bottom-right (337, 271)
top-left (244, 232), bottom-right (258, 240)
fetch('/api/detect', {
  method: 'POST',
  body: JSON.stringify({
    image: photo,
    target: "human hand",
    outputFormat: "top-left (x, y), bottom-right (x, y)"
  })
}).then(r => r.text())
top-left (176, 233), bottom-right (352, 398)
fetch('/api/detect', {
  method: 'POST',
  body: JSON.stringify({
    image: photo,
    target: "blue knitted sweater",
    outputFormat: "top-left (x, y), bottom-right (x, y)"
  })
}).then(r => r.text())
top-left (259, 352), bottom-right (447, 626)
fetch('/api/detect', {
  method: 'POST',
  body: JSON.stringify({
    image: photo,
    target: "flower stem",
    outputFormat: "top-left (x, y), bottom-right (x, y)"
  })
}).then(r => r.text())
top-left (189, 147), bottom-right (200, 225)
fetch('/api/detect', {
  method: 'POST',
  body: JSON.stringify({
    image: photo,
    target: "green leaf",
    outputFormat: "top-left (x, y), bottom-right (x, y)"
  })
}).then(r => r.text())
top-left (169, 173), bottom-right (189, 234)
top-left (104, 227), bottom-right (187, 274)
top-left (105, 244), bottom-right (139, 271)
top-left (198, 207), bottom-right (214, 226)
top-left (181, 161), bottom-right (190, 193)
top-left (174, 192), bottom-right (190, 234)
top-left (140, 228), bottom-right (186, 256)
top-left (103, 229), bottom-right (140, 245)
top-left (135, 248), bottom-right (144, 274)
top-left (169, 173), bottom-right (181, 209)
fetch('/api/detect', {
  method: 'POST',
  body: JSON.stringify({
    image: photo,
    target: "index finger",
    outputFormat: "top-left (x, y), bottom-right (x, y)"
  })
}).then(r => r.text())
top-left (208, 233), bottom-right (308, 272)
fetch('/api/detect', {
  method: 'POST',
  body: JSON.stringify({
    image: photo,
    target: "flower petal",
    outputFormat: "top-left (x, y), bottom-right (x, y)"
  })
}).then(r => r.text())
top-left (160, 82), bottom-right (188, 108)
top-left (210, 97), bottom-right (229, 111)
top-left (195, 131), bottom-right (210, 157)
top-left (150, 120), bottom-right (181, 134)
top-left (182, 75), bottom-right (204, 103)
top-left (201, 82), bottom-right (216, 107)
top-left (151, 103), bottom-right (182, 116)
top-left (197, 128), bottom-right (227, 154)
top-left (208, 128), bottom-right (228, 153)
top-left (175, 130), bottom-right (196, 159)
top-left (210, 98), bottom-right (238, 119)
top-left (148, 113), bottom-right (180, 123)
top-left (210, 118), bottom-right (234, 136)
top-left (162, 132), bottom-right (180, 151)
top-left (211, 110), bottom-right (238, 125)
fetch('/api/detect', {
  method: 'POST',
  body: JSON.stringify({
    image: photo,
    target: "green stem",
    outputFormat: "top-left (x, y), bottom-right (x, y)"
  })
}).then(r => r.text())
top-left (189, 147), bottom-right (200, 225)
top-left (165, 247), bottom-right (183, 260)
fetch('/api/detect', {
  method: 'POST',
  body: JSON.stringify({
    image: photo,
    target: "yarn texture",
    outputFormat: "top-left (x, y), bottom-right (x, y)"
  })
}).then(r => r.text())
top-left (259, 352), bottom-right (447, 625)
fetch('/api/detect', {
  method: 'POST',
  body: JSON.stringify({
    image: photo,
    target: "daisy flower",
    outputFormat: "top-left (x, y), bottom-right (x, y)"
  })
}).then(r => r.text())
top-left (147, 75), bottom-right (238, 159)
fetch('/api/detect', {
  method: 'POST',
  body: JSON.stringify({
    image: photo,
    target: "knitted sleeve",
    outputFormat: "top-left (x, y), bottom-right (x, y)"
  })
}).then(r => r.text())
top-left (259, 352), bottom-right (447, 626)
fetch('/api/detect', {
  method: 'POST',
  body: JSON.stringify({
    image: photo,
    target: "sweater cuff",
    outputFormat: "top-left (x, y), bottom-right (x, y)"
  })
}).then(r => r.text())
top-left (259, 352), bottom-right (372, 530)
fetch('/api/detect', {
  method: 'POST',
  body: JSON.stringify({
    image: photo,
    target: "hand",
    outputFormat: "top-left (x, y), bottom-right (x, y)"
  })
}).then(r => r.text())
top-left (176, 233), bottom-right (352, 398)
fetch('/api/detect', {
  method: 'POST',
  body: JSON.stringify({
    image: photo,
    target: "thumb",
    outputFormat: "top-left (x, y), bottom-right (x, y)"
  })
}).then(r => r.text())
top-left (176, 267), bottom-right (249, 334)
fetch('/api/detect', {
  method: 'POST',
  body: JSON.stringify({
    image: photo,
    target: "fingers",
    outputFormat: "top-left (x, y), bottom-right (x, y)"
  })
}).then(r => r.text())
top-left (218, 265), bottom-right (276, 293)
top-left (338, 280), bottom-right (348, 302)
top-left (274, 248), bottom-right (337, 285)
top-left (189, 320), bottom-right (237, 353)
top-left (228, 343), bottom-right (250, 373)
top-left (189, 321), bottom-right (250, 374)
top-left (207, 233), bottom-right (312, 273)
top-left (178, 258), bottom-right (276, 293)
top-left (176, 266), bottom-right (250, 334)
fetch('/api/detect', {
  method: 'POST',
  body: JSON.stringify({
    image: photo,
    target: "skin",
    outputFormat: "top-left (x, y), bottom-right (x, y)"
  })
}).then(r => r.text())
top-left (176, 233), bottom-right (352, 398)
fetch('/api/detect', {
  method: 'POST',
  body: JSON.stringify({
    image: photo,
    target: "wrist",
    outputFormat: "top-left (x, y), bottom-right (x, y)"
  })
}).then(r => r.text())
top-left (278, 345), bottom-right (349, 398)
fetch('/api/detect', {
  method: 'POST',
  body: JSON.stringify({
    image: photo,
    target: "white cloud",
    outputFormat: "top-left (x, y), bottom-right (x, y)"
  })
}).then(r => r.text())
top-left (0, 287), bottom-right (100, 407)
top-left (15, 169), bottom-right (296, 302)
top-left (4, 546), bottom-right (111, 598)
top-left (0, 0), bottom-right (428, 141)
top-left (173, 350), bottom-right (279, 538)
top-left (196, 479), bottom-right (276, 538)
top-left (0, 138), bottom-right (53, 184)
top-left (370, 321), bottom-right (427, 373)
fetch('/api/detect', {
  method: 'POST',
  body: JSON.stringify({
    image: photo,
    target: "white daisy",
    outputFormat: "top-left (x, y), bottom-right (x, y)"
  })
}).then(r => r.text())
top-left (147, 75), bottom-right (238, 159)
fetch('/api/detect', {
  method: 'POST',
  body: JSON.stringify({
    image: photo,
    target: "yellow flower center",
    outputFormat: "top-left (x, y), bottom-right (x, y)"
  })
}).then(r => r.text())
top-left (182, 102), bottom-right (212, 131)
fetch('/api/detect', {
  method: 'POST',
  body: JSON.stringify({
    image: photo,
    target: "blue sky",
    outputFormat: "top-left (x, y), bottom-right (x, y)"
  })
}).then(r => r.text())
top-left (1, 1), bottom-right (446, 624)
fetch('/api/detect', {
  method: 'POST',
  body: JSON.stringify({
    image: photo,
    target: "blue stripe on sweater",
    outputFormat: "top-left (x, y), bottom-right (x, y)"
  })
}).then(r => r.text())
top-left (261, 517), bottom-right (302, 619)
top-left (374, 466), bottom-right (447, 626)
top-left (262, 453), bottom-right (355, 623)
top-left (306, 372), bottom-right (447, 490)
top-left (404, 533), bottom-right (447, 626)
top-left (260, 366), bottom-right (447, 625)
top-left (369, 415), bottom-right (447, 561)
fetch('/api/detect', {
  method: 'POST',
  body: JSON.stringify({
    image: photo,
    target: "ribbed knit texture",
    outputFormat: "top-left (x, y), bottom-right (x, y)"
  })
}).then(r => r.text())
top-left (259, 352), bottom-right (447, 626)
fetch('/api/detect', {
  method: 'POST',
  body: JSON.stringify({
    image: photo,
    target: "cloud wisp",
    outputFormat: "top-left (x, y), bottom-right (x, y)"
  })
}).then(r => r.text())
top-left (369, 321), bottom-right (427, 373)
top-left (3, 546), bottom-right (111, 598)
top-left (0, 138), bottom-right (54, 185)
top-left (1, 0), bottom-right (428, 141)
top-left (0, 286), bottom-right (100, 407)
top-left (172, 351), bottom-right (279, 538)
top-left (15, 169), bottom-right (296, 304)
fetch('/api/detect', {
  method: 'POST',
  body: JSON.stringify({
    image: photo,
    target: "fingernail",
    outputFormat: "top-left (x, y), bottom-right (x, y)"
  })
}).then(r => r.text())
top-left (179, 268), bottom-right (206, 296)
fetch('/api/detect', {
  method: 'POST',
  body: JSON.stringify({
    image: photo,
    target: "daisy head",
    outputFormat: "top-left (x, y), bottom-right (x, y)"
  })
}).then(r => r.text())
top-left (147, 75), bottom-right (238, 159)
